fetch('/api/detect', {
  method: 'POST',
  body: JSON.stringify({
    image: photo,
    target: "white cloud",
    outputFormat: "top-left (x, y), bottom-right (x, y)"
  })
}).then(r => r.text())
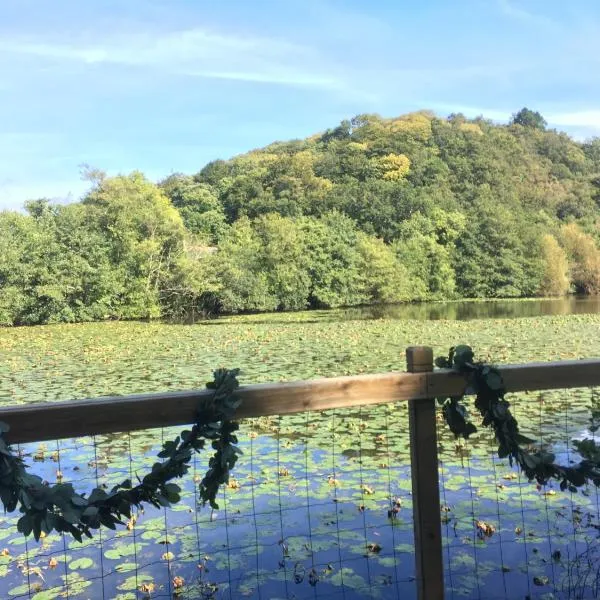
top-left (546, 110), bottom-right (600, 130)
top-left (0, 28), bottom-right (343, 90)
top-left (497, 0), bottom-right (558, 29)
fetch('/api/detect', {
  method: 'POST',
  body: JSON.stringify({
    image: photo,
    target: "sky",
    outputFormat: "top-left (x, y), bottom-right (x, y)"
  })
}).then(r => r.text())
top-left (2, 0), bottom-right (600, 209)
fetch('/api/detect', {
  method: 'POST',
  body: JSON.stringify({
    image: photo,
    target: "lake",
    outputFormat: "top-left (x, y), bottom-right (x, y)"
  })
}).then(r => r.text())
top-left (212, 295), bottom-right (600, 325)
top-left (0, 300), bottom-right (600, 599)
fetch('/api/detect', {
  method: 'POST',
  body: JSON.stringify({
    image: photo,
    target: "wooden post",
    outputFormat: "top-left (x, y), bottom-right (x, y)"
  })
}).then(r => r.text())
top-left (407, 346), bottom-right (444, 600)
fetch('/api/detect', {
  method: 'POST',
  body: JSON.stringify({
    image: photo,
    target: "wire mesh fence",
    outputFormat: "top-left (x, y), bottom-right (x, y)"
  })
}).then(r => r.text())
top-left (0, 402), bottom-right (416, 599)
top-left (1, 386), bottom-right (599, 599)
top-left (438, 385), bottom-right (600, 600)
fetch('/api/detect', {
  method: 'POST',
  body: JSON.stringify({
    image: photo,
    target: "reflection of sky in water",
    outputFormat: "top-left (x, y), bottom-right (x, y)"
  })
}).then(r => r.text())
top-left (1, 395), bottom-right (599, 599)
top-left (0, 311), bottom-right (599, 597)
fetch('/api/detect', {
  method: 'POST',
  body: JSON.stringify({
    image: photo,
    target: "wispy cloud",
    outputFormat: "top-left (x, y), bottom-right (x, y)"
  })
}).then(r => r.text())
top-left (0, 28), bottom-right (343, 90)
top-left (497, 0), bottom-right (559, 29)
top-left (546, 110), bottom-right (600, 131)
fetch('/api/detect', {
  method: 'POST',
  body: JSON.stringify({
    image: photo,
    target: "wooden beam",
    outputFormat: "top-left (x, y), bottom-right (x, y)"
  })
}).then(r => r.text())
top-left (0, 371), bottom-right (427, 444)
top-left (425, 358), bottom-right (600, 399)
top-left (1, 358), bottom-right (599, 445)
top-left (407, 347), bottom-right (444, 600)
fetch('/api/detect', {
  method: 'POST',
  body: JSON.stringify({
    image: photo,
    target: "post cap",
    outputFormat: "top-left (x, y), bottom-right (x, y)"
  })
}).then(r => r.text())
top-left (406, 346), bottom-right (434, 373)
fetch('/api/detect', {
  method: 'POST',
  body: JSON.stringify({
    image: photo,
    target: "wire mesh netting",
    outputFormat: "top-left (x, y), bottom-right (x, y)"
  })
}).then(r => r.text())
top-left (439, 386), bottom-right (600, 600)
top-left (0, 403), bottom-right (416, 600)
top-left (1, 386), bottom-right (599, 599)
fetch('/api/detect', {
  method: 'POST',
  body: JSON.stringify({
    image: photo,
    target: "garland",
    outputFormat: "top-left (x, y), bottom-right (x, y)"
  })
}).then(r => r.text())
top-left (436, 345), bottom-right (600, 491)
top-left (7, 349), bottom-right (599, 543)
top-left (1, 368), bottom-right (241, 542)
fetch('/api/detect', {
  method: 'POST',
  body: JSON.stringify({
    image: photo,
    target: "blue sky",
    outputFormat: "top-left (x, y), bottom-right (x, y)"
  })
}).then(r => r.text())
top-left (2, 0), bottom-right (600, 209)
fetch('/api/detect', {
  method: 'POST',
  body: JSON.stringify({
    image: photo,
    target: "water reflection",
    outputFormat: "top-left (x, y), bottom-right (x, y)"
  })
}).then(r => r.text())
top-left (208, 296), bottom-right (600, 325)
top-left (357, 295), bottom-right (600, 321)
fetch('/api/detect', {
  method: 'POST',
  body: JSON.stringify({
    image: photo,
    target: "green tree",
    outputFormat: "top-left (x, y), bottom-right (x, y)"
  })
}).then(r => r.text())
top-left (300, 212), bottom-right (364, 308)
top-left (82, 172), bottom-right (186, 318)
top-left (357, 234), bottom-right (413, 303)
top-left (253, 214), bottom-right (311, 311)
top-left (211, 217), bottom-right (276, 313)
top-left (453, 199), bottom-right (543, 298)
top-left (159, 174), bottom-right (227, 243)
top-left (510, 107), bottom-right (547, 130)
top-left (5, 108), bottom-right (600, 326)
top-left (395, 210), bottom-right (465, 299)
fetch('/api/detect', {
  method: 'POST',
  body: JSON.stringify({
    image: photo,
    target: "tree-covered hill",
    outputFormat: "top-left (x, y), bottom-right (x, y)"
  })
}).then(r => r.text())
top-left (2, 108), bottom-right (600, 325)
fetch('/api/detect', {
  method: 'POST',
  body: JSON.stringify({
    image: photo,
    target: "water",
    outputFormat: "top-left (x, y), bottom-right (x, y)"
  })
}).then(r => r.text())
top-left (6, 393), bottom-right (598, 600)
top-left (1, 306), bottom-right (600, 598)
top-left (212, 296), bottom-right (600, 325)
top-left (353, 295), bottom-right (600, 321)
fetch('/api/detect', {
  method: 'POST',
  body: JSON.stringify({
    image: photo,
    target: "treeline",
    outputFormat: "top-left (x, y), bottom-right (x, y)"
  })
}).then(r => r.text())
top-left (2, 108), bottom-right (600, 326)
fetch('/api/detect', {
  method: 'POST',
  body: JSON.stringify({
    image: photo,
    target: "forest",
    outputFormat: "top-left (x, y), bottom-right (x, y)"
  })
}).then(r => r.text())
top-left (2, 107), bottom-right (600, 326)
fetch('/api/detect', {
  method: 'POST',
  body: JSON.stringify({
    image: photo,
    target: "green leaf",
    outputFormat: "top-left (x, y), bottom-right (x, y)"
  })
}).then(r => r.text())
top-left (522, 452), bottom-right (540, 469)
top-left (69, 557), bottom-right (95, 570)
top-left (453, 345), bottom-right (474, 368)
top-left (485, 371), bottom-right (503, 391)
top-left (538, 451), bottom-right (556, 465)
top-left (566, 469), bottom-right (586, 487)
top-left (17, 514), bottom-right (33, 536)
top-left (515, 434), bottom-right (536, 445)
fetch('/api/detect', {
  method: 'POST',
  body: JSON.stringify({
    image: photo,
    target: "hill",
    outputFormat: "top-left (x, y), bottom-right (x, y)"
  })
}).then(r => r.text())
top-left (2, 108), bottom-right (600, 325)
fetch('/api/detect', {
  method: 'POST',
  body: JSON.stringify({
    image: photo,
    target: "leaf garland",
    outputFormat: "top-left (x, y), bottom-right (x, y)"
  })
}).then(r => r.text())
top-left (436, 345), bottom-right (600, 492)
top-left (1, 368), bottom-right (241, 542)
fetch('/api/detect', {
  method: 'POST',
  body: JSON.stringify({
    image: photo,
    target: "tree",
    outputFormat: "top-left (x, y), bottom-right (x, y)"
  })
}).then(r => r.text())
top-left (82, 172), bottom-right (186, 318)
top-left (0, 203), bottom-right (117, 325)
top-left (374, 153), bottom-right (411, 181)
top-left (356, 234), bottom-right (412, 303)
top-left (210, 217), bottom-right (277, 313)
top-left (300, 212), bottom-right (364, 308)
top-left (560, 223), bottom-right (600, 294)
top-left (394, 210), bottom-right (464, 300)
top-left (5, 107), bottom-right (600, 325)
top-left (159, 174), bottom-right (227, 243)
top-left (510, 108), bottom-right (547, 130)
top-left (253, 215), bottom-right (311, 311)
top-left (538, 234), bottom-right (570, 296)
top-left (453, 199), bottom-right (543, 298)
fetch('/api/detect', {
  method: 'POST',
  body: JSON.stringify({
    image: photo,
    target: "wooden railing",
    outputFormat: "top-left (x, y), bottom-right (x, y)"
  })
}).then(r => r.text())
top-left (1, 347), bottom-right (600, 600)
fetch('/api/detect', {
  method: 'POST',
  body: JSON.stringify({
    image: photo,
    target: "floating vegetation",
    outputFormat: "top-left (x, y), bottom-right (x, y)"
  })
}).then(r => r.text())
top-left (0, 313), bottom-right (600, 597)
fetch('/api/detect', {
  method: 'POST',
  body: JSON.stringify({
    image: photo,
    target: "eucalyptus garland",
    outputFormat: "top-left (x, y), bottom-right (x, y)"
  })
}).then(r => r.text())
top-left (436, 345), bottom-right (600, 492)
top-left (1, 368), bottom-right (241, 542)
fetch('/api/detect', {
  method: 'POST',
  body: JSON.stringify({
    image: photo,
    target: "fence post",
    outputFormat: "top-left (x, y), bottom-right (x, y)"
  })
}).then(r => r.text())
top-left (407, 346), bottom-right (444, 600)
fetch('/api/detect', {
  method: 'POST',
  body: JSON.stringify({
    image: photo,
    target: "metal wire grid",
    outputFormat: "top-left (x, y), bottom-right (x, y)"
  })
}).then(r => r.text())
top-left (439, 386), bottom-right (600, 600)
top-left (1, 402), bottom-right (416, 600)
top-left (3, 387), bottom-right (598, 599)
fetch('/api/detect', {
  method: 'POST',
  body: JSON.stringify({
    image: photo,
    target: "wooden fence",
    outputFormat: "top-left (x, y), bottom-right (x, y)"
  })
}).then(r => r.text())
top-left (1, 346), bottom-right (600, 600)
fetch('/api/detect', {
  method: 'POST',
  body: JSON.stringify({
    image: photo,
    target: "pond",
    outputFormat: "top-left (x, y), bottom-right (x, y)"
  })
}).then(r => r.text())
top-left (212, 295), bottom-right (600, 325)
top-left (0, 310), bottom-right (600, 599)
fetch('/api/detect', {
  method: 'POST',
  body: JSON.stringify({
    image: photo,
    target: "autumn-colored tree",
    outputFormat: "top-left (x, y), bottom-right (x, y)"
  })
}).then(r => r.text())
top-left (560, 223), bottom-right (600, 293)
top-left (374, 153), bottom-right (411, 181)
top-left (538, 234), bottom-right (570, 296)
